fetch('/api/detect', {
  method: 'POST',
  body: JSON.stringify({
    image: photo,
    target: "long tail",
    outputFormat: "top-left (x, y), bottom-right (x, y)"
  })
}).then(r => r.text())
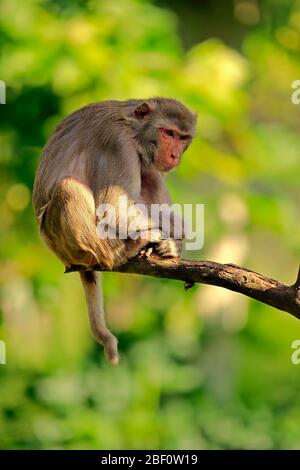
top-left (80, 270), bottom-right (119, 366)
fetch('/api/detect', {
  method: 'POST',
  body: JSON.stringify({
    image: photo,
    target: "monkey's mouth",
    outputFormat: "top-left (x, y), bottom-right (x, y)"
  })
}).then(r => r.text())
top-left (164, 154), bottom-right (180, 170)
top-left (157, 155), bottom-right (180, 172)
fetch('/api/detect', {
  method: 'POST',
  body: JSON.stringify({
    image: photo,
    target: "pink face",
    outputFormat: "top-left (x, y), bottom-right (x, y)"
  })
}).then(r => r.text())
top-left (156, 127), bottom-right (191, 172)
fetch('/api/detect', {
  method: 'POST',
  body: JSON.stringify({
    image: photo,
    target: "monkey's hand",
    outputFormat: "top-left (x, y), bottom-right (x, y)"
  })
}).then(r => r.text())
top-left (154, 239), bottom-right (182, 258)
top-left (140, 239), bottom-right (182, 259)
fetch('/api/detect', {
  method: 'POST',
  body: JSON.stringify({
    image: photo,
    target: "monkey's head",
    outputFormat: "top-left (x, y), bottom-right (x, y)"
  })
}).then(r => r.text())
top-left (127, 98), bottom-right (197, 172)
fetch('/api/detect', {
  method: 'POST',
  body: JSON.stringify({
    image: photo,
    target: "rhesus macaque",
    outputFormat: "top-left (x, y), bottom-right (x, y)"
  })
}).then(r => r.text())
top-left (33, 98), bottom-right (196, 365)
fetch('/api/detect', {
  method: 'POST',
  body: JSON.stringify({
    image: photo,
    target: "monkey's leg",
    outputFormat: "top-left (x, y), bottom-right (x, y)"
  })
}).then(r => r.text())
top-left (97, 187), bottom-right (162, 264)
top-left (41, 177), bottom-right (115, 268)
top-left (80, 270), bottom-right (119, 366)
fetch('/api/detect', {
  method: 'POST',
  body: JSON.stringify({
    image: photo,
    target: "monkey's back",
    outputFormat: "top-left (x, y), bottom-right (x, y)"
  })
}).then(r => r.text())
top-left (32, 101), bottom-right (130, 222)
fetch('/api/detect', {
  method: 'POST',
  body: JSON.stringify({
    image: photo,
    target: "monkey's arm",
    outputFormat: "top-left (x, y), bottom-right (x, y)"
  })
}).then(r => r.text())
top-left (67, 257), bottom-right (300, 319)
top-left (140, 171), bottom-right (184, 257)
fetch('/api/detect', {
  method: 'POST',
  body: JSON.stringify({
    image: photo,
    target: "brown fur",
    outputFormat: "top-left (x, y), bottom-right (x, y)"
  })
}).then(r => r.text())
top-left (33, 98), bottom-right (196, 364)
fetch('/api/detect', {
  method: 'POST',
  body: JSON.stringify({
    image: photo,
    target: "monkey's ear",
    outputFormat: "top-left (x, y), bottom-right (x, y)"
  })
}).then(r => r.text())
top-left (134, 102), bottom-right (153, 119)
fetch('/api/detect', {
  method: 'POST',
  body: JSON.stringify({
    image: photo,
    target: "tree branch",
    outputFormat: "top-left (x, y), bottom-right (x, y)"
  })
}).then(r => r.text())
top-left (65, 256), bottom-right (300, 319)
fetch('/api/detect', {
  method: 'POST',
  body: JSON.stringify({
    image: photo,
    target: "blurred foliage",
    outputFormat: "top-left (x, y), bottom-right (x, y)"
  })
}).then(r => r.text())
top-left (0, 0), bottom-right (300, 450)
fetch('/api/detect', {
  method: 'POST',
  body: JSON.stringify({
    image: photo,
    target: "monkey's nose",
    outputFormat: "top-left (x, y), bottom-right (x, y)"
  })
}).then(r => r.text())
top-left (169, 154), bottom-right (180, 167)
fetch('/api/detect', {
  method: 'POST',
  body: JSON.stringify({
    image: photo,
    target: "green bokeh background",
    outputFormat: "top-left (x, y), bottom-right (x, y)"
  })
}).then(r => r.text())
top-left (1, 0), bottom-right (300, 449)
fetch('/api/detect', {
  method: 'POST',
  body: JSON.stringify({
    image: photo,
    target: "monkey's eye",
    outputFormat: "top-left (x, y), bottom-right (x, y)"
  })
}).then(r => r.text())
top-left (164, 129), bottom-right (175, 138)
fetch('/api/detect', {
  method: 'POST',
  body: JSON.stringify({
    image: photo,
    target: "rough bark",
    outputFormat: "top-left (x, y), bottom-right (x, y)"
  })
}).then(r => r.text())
top-left (65, 256), bottom-right (300, 319)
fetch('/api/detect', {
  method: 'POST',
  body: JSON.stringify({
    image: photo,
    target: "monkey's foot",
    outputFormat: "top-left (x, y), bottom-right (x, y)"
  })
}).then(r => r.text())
top-left (102, 333), bottom-right (119, 366)
top-left (153, 239), bottom-right (181, 258)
